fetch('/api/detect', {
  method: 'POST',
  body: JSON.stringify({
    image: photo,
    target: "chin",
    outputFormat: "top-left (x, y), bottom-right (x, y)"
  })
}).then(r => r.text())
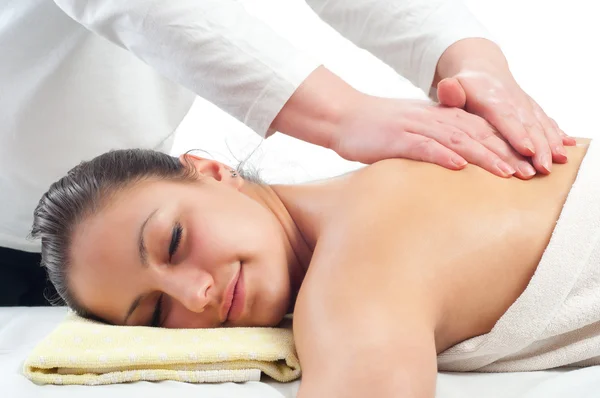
top-left (267, 306), bottom-right (290, 327)
top-left (249, 306), bottom-right (288, 328)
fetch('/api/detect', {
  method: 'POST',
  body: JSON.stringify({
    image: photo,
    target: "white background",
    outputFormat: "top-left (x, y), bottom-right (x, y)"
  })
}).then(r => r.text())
top-left (171, 0), bottom-right (600, 183)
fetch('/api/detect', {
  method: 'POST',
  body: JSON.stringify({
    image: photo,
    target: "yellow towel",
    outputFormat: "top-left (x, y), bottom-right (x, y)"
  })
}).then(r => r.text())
top-left (23, 311), bottom-right (301, 385)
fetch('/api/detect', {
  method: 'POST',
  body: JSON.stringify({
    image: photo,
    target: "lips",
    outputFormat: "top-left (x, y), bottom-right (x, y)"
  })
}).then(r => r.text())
top-left (220, 265), bottom-right (241, 323)
top-left (227, 266), bottom-right (245, 323)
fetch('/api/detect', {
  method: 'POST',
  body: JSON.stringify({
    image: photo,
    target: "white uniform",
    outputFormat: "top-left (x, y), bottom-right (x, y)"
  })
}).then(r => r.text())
top-left (0, 0), bottom-right (492, 252)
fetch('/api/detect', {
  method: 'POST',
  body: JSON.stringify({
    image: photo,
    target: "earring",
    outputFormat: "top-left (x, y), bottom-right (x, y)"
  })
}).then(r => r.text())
top-left (230, 169), bottom-right (238, 178)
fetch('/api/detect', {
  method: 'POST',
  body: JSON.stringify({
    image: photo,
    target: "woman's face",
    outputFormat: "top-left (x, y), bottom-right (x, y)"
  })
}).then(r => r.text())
top-left (68, 160), bottom-right (293, 329)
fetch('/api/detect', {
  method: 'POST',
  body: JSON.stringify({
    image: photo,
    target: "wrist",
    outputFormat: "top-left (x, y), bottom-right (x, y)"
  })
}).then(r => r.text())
top-left (269, 66), bottom-right (362, 150)
top-left (433, 38), bottom-right (512, 86)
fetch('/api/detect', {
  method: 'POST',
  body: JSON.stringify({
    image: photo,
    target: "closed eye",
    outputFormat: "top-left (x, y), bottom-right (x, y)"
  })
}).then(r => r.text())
top-left (169, 222), bottom-right (183, 262)
top-left (150, 294), bottom-right (164, 327)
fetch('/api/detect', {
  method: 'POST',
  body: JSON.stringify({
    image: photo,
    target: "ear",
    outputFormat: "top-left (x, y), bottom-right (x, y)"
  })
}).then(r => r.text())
top-left (179, 154), bottom-right (243, 189)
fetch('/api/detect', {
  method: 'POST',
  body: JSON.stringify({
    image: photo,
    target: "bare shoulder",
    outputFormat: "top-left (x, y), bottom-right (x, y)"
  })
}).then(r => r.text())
top-left (293, 242), bottom-right (438, 398)
top-left (291, 180), bottom-right (445, 396)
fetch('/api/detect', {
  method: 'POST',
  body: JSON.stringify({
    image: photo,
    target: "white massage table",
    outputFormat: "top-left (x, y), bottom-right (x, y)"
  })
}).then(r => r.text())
top-left (4, 307), bottom-right (600, 398)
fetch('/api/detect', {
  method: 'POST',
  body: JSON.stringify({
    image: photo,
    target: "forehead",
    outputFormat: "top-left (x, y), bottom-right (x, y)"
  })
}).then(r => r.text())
top-left (72, 180), bottom-right (168, 265)
top-left (72, 178), bottom-right (201, 258)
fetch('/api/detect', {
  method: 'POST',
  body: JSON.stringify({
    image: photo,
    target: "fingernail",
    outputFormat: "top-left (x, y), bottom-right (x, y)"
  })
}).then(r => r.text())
top-left (452, 156), bottom-right (467, 167)
top-left (518, 163), bottom-right (536, 178)
top-left (541, 154), bottom-right (552, 173)
top-left (555, 145), bottom-right (567, 158)
top-left (524, 140), bottom-right (536, 155)
top-left (565, 137), bottom-right (577, 145)
top-left (497, 161), bottom-right (516, 176)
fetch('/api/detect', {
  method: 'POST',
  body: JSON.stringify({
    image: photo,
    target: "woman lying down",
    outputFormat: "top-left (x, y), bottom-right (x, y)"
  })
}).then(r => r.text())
top-left (32, 137), bottom-right (600, 397)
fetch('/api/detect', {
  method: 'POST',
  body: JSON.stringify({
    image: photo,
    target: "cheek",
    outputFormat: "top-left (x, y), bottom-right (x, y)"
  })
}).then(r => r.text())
top-left (247, 262), bottom-right (291, 325)
top-left (186, 207), bottom-right (280, 264)
top-left (185, 208), bottom-right (245, 259)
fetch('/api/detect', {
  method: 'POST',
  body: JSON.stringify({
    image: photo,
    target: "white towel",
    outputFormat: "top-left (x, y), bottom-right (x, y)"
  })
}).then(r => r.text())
top-left (438, 139), bottom-right (600, 372)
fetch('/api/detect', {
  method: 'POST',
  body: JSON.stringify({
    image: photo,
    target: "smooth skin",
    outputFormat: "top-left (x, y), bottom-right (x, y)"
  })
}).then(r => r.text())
top-left (293, 139), bottom-right (589, 397)
top-left (68, 139), bottom-right (590, 397)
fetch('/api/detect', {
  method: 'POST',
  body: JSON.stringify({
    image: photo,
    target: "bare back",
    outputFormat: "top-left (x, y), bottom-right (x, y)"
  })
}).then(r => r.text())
top-left (293, 139), bottom-right (591, 397)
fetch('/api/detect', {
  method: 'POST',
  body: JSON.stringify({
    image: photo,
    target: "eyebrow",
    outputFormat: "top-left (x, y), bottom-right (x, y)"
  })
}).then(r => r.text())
top-left (123, 208), bottom-right (158, 325)
top-left (138, 208), bottom-right (158, 268)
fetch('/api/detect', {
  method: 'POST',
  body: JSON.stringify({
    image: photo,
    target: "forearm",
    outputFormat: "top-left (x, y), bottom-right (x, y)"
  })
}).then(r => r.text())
top-left (269, 66), bottom-right (362, 148)
top-left (433, 38), bottom-right (513, 86)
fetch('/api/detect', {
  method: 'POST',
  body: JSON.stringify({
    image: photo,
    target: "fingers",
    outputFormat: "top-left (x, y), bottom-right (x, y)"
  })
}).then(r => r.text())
top-left (445, 71), bottom-right (574, 174)
top-left (451, 114), bottom-right (537, 180)
top-left (559, 123), bottom-right (577, 146)
top-left (390, 132), bottom-right (468, 171)
top-left (480, 99), bottom-right (568, 175)
top-left (561, 130), bottom-right (577, 146)
top-left (516, 109), bottom-right (553, 174)
top-left (529, 100), bottom-right (568, 164)
top-left (406, 119), bottom-right (516, 178)
top-left (437, 78), bottom-right (467, 108)
top-left (535, 114), bottom-right (567, 164)
top-left (530, 97), bottom-right (576, 147)
top-left (436, 80), bottom-right (538, 179)
top-left (478, 102), bottom-right (536, 159)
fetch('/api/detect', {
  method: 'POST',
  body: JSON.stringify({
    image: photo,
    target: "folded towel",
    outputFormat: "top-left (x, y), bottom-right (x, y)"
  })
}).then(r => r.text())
top-left (438, 139), bottom-right (600, 372)
top-left (23, 311), bottom-right (300, 385)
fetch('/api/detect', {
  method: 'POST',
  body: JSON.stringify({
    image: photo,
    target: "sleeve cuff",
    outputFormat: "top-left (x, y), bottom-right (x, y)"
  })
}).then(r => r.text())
top-left (244, 56), bottom-right (322, 138)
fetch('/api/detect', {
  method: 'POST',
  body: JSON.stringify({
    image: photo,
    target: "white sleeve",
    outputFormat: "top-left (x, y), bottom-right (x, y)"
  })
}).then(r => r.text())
top-left (306, 0), bottom-right (495, 96)
top-left (53, 0), bottom-right (321, 137)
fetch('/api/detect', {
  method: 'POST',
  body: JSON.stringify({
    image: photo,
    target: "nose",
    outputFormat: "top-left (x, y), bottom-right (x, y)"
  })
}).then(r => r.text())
top-left (178, 280), bottom-right (213, 313)
top-left (156, 264), bottom-right (215, 314)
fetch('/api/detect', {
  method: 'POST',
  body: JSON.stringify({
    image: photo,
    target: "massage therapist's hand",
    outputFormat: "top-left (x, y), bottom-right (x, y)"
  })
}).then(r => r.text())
top-left (272, 66), bottom-right (527, 178)
top-left (435, 38), bottom-right (577, 179)
top-left (331, 95), bottom-right (521, 177)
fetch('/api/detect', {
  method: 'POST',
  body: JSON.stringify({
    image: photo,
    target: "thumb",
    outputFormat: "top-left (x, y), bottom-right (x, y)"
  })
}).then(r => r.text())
top-left (437, 77), bottom-right (467, 108)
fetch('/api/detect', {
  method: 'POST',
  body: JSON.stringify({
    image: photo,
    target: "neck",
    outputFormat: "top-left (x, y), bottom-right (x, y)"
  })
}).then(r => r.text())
top-left (239, 175), bottom-right (348, 308)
